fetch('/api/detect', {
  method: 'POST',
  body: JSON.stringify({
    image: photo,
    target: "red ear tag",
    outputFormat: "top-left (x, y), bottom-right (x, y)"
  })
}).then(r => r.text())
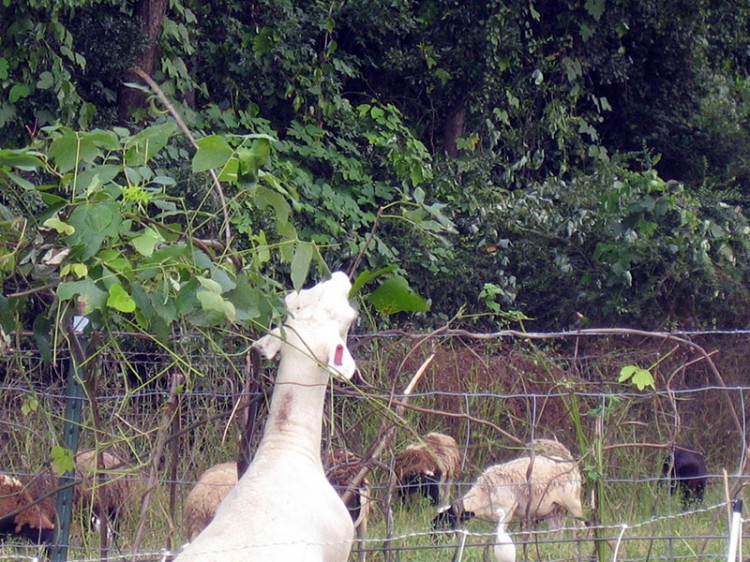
top-left (334, 344), bottom-right (344, 366)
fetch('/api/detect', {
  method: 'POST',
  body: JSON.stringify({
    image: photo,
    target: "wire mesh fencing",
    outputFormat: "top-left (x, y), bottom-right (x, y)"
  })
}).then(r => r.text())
top-left (1, 329), bottom-right (749, 561)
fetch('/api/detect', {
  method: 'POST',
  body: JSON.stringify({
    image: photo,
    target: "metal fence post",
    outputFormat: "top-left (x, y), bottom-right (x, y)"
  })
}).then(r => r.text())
top-left (727, 498), bottom-right (743, 562)
top-left (49, 315), bottom-right (88, 562)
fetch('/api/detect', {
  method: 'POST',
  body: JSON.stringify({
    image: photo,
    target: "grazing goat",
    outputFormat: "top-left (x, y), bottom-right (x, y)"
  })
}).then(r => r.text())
top-left (433, 439), bottom-right (585, 531)
top-left (175, 272), bottom-right (358, 562)
top-left (182, 462), bottom-right (238, 542)
top-left (395, 432), bottom-right (461, 506)
top-left (662, 445), bottom-right (708, 506)
top-left (27, 448), bottom-right (136, 539)
top-left (0, 473), bottom-right (55, 548)
top-left (72, 449), bottom-right (135, 536)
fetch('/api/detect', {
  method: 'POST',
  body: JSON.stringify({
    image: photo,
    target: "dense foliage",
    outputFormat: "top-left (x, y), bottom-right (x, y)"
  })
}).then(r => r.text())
top-left (2, 0), bottom-right (750, 340)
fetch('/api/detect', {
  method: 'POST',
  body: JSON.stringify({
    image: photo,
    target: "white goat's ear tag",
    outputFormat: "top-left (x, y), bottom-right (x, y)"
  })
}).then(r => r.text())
top-left (328, 339), bottom-right (356, 379)
top-left (253, 328), bottom-right (282, 359)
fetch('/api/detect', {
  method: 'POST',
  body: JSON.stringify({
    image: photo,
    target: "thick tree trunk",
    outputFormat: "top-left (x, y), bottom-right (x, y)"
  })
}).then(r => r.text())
top-left (118, 0), bottom-right (168, 120)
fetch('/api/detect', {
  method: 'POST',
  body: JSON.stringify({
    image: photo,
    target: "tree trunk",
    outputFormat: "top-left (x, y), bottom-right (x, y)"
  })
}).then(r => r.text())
top-left (118, 0), bottom-right (168, 120)
top-left (443, 103), bottom-right (466, 158)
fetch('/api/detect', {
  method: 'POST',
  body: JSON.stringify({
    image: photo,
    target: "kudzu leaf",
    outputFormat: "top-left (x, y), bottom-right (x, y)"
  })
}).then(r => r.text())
top-left (197, 289), bottom-right (236, 322)
top-left (193, 134), bottom-right (234, 172)
top-left (0, 149), bottom-right (44, 170)
top-left (43, 217), bottom-right (75, 235)
top-left (57, 280), bottom-right (107, 311)
top-left (290, 241), bottom-right (313, 291)
top-left (51, 446), bottom-right (75, 475)
top-left (131, 227), bottom-right (164, 257)
top-left (125, 122), bottom-right (176, 166)
top-left (107, 283), bottom-right (136, 313)
top-left (366, 275), bottom-right (429, 315)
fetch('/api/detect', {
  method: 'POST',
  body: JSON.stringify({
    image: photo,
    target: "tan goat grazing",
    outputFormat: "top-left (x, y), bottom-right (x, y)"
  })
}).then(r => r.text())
top-left (432, 439), bottom-right (585, 531)
top-left (174, 272), bottom-right (358, 562)
top-left (72, 449), bottom-right (134, 536)
top-left (27, 448), bottom-right (136, 539)
top-left (395, 432), bottom-right (461, 506)
top-left (182, 462), bottom-right (238, 542)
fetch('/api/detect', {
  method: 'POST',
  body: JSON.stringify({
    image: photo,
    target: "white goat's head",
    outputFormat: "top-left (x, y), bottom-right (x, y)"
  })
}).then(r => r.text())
top-left (253, 272), bottom-right (357, 379)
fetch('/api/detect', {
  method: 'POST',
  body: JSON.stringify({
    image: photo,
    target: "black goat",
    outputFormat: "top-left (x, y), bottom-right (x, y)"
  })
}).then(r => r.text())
top-left (661, 445), bottom-right (708, 506)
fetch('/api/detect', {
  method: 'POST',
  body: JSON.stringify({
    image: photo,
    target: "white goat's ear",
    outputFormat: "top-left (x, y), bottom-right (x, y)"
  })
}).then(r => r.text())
top-left (328, 338), bottom-right (356, 380)
top-left (253, 328), bottom-right (282, 359)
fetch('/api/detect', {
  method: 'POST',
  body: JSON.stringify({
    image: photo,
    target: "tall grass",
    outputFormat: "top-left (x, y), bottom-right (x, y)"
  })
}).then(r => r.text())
top-left (0, 333), bottom-right (748, 560)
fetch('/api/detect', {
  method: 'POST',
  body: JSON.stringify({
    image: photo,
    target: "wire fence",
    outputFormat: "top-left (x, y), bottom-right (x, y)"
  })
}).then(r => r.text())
top-left (1, 329), bottom-right (750, 561)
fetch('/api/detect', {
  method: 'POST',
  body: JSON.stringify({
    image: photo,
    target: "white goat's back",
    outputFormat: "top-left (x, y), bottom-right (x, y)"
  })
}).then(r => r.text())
top-left (461, 453), bottom-right (584, 524)
top-left (178, 454), bottom-right (352, 561)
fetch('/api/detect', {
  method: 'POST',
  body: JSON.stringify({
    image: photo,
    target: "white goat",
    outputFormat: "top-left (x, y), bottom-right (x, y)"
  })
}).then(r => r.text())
top-left (182, 453), bottom-right (370, 551)
top-left (175, 272), bottom-right (358, 562)
top-left (433, 441), bottom-right (585, 531)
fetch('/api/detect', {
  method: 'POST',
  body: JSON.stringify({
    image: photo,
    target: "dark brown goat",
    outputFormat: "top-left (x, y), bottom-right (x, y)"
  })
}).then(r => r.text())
top-left (662, 445), bottom-right (708, 506)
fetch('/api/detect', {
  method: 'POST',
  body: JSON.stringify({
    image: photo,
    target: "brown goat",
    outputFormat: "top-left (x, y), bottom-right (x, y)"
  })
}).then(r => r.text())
top-left (0, 473), bottom-right (56, 548)
top-left (395, 432), bottom-right (461, 506)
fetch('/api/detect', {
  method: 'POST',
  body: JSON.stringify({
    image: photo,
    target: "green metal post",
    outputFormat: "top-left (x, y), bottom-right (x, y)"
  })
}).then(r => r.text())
top-left (49, 318), bottom-right (88, 562)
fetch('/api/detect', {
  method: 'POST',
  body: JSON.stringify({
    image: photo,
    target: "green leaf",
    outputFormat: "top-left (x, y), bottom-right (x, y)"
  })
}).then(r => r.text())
top-left (125, 122), bottom-right (177, 166)
top-left (0, 148), bottom-right (44, 170)
top-left (57, 279), bottom-right (107, 311)
top-left (211, 268), bottom-right (237, 292)
top-left (193, 134), bottom-right (234, 172)
top-left (67, 201), bottom-right (122, 260)
top-left (48, 130), bottom-right (81, 173)
top-left (618, 365), bottom-right (637, 382)
top-left (75, 164), bottom-right (120, 194)
top-left (43, 217), bottom-right (75, 235)
top-left (51, 446), bottom-right (75, 475)
top-left (237, 148), bottom-right (257, 184)
top-left (32, 315), bottom-right (51, 364)
top-left (197, 275), bottom-right (223, 294)
top-left (619, 364), bottom-right (655, 390)
top-left (350, 266), bottom-right (397, 297)
top-left (21, 396), bottom-right (38, 416)
top-left (49, 130), bottom-right (108, 173)
top-left (366, 275), bottom-right (430, 315)
top-left (255, 184), bottom-right (291, 226)
top-left (36, 70), bottom-right (55, 90)
top-left (290, 240), bottom-right (313, 290)
top-left (584, 0), bottom-right (605, 20)
top-left (251, 138), bottom-right (271, 167)
top-left (107, 283), bottom-right (136, 313)
top-left (196, 289), bottom-right (237, 322)
top-left (237, 140), bottom-right (271, 185)
top-left (131, 227), bottom-right (164, 257)
top-left (631, 369), bottom-right (655, 390)
top-left (60, 263), bottom-right (88, 279)
top-left (9, 83), bottom-right (30, 103)
top-left (224, 276), bottom-right (264, 323)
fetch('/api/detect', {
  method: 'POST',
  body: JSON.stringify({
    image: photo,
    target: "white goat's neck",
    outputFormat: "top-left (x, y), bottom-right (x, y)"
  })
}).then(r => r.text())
top-left (255, 342), bottom-right (329, 465)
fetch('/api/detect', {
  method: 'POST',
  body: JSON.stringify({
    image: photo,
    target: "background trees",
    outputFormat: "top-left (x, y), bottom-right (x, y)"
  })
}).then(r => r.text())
top-left (2, 0), bottom-right (750, 336)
